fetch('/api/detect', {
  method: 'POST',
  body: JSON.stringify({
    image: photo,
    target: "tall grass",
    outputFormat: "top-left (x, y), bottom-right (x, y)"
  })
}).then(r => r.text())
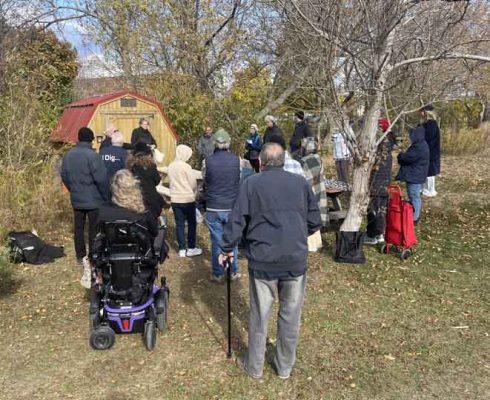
top-left (442, 123), bottom-right (490, 156)
top-left (0, 157), bottom-right (72, 241)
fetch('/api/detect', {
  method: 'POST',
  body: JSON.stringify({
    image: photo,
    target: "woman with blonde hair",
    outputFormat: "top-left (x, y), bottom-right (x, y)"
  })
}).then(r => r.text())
top-left (127, 142), bottom-right (165, 218)
top-left (420, 104), bottom-right (441, 197)
top-left (97, 169), bottom-right (158, 237)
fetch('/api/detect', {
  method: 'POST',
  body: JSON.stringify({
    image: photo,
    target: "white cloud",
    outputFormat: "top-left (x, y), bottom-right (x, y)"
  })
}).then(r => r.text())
top-left (78, 52), bottom-right (123, 79)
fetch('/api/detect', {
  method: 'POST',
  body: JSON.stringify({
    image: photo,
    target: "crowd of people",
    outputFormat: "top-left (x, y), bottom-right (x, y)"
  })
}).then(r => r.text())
top-left (59, 105), bottom-right (440, 379)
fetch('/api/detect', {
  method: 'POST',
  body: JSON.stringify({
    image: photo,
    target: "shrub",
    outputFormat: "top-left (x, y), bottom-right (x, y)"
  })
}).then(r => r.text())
top-left (0, 158), bottom-right (72, 240)
top-left (441, 124), bottom-right (490, 156)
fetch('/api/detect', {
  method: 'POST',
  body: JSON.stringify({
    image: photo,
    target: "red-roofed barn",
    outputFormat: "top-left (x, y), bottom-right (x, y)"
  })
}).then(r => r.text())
top-left (50, 91), bottom-right (177, 165)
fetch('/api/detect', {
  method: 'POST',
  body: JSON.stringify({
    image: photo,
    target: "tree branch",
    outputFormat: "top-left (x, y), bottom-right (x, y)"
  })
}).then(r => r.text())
top-left (391, 53), bottom-right (490, 71)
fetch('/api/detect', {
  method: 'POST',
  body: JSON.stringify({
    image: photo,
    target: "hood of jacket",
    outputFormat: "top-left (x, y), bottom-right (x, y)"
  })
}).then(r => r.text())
top-left (409, 126), bottom-right (425, 144)
top-left (176, 144), bottom-right (193, 162)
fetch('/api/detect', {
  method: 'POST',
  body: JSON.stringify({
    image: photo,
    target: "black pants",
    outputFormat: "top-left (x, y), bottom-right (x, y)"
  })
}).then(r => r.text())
top-left (171, 202), bottom-right (196, 250)
top-left (250, 159), bottom-right (260, 173)
top-left (74, 208), bottom-right (99, 260)
top-left (366, 195), bottom-right (388, 238)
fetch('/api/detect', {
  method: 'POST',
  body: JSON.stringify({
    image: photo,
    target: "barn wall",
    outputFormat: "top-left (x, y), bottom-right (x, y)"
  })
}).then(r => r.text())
top-left (88, 96), bottom-right (176, 166)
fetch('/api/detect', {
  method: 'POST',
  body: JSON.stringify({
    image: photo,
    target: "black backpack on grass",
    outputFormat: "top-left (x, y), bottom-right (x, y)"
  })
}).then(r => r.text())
top-left (7, 231), bottom-right (65, 265)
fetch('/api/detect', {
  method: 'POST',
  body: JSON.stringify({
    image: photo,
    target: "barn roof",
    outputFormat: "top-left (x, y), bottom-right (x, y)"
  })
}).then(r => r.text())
top-left (50, 91), bottom-right (178, 143)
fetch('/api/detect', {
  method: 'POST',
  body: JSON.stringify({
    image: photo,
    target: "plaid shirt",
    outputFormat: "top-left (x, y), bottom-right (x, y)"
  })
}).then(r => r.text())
top-left (283, 152), bottom-right (305, 177)
top-left (301, 154), bottom-right (329, 226)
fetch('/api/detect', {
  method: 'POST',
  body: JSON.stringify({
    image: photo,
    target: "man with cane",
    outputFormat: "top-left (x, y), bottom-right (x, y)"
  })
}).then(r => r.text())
top-left (219, 143), bottom-right (321, 379)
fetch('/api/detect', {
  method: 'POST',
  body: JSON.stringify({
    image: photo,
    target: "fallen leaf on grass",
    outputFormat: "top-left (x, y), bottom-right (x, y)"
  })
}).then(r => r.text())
top-left (384, 354), bottom-right (396, 361)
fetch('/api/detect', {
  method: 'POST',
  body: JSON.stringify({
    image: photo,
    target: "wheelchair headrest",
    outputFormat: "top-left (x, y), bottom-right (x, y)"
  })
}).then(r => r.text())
top-left (102, 220), bottom-right (150, 248)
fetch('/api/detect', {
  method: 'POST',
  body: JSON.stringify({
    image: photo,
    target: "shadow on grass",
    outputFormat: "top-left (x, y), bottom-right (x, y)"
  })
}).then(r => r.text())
top-left (0, 269), bottom-right (22, 298)
top-left (180, 256), bottom-right (249, 354)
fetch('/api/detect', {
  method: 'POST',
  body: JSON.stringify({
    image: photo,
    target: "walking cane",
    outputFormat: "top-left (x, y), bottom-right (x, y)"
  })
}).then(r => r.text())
top-left (225, 258), bottom-right (232, 359)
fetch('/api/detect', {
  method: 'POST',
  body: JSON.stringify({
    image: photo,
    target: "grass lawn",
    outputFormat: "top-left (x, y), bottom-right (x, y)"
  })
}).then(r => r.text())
top-left (0, 153), bottom-right (489, 400)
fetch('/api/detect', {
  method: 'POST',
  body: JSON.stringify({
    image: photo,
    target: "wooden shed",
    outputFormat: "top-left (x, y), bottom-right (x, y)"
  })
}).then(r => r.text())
top-left (50, 91), bottom-right (178, 165)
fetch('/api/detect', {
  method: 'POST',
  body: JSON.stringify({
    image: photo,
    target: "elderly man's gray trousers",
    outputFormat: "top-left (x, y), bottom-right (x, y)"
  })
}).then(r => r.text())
top-left (244, 273), bottom-right (306, 377)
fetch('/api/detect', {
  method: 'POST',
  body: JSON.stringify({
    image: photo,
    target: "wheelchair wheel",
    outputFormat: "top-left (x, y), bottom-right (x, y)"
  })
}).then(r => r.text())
top-left (144, 321), bottom-right (157, 351)
top-left (400, 249), bottom-right (412, 261)
top-left (156, 290), bottom-right (169, 332)
top-left (89, 326), bottom-right (115, 350)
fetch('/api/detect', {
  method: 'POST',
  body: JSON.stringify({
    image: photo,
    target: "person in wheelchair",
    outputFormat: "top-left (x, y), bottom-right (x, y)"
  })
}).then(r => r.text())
top-left (89, 169), bottom-right (169, 351)
top-left (98, 168), bottom-right (158, 237)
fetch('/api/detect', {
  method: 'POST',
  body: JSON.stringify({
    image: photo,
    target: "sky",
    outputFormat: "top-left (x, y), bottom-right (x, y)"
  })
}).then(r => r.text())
top-left (54, 20), bottom-right (117, 78)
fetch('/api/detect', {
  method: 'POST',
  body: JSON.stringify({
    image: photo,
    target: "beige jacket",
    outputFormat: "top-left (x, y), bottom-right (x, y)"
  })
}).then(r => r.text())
top-left (168, 145), bottom-right (197, 204)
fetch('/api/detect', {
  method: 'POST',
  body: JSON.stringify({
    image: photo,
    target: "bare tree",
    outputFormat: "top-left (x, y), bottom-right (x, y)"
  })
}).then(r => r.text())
top-left (276, 0), bottom-right (490, 232)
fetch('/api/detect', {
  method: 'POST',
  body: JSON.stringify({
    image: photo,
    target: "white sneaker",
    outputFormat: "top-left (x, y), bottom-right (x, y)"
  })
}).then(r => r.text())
top-left (178, 249), bottom-right (187, 257)
top-left (80, 256), bottom-right (92, 289)
top-left (376, 234), bottom-right (385, 244)
top-left (422, 190), bottom-right (437, 197)
top-left (186, 248), bottom-right (202, 257)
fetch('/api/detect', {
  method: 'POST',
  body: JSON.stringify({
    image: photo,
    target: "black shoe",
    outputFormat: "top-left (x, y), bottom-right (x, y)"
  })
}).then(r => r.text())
top-left (414, 219), bottom-right (419, 226)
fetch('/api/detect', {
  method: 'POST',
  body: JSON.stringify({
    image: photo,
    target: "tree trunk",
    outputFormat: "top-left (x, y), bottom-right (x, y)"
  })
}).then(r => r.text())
top-left (340, 159), bottom-right (372, 232)
top-left (339, 94), bottom-right (383, 232)
top-left (481, 98), bottom-right (490, 124)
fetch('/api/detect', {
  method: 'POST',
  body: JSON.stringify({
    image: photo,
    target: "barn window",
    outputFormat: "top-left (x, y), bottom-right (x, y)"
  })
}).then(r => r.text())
top-left (120, 98), bottom-right (136, 107)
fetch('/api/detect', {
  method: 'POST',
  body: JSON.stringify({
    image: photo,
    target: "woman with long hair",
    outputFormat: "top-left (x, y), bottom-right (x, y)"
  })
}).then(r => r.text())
top-left (127, 142), bottom-right (165, 218)
top-left (98, 169), bottom-right (158, 236)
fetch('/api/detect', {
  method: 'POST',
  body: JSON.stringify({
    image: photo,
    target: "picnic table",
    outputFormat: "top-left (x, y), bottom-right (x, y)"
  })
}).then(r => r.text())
top-left (325, 186), bottom-right (348, 223)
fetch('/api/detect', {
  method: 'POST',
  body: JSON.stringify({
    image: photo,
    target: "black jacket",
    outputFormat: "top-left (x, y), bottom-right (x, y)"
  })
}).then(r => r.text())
top-left (97, 204), bottom-right (158, 238)
top-left (290, 120), bottom-right (313, 152)
top-left (61, 142), bottom-right (110, 209)
top-left (370, 132), bottom-right (395, 196)
top-left (396, 127), bottom-right (430, 184)
top-left (130, 164), bottom-right (165, 218)
top-left (263, 125), bottom-right (284, 144)
top-left (423, 119), bottom-right (441, 176)
top-left (131, 127), bottom-right (157, 147)
top-left (221, 167), bottom-right (321, 274)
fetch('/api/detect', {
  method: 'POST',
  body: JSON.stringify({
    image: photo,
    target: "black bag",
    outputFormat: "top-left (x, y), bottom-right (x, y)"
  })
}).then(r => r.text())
top-left (7, 231), bottom-right (65, 265)
top-left (334, 231), bottom-right (366, 264)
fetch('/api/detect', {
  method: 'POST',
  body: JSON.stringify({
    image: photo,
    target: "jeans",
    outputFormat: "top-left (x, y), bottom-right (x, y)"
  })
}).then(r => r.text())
top-left (366, 195), bottom-right (388, 237)
top-left (244, 273), bottom-right (306, 378)
top-left (407, 183), bottom-right (423, 221)
top-left (205, 211), bottom-right (237, 276)
top-left (171, 202), bottom-right (196, 250)
top-left (73, 208), bottom-right (99, 260)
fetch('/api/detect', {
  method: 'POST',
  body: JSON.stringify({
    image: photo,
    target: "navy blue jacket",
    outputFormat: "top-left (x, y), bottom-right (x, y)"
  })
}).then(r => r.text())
top-left (423, 119), bottom-right (441, 176)
top-left (61, 142), bottom-right (110, 209)
top-left (204, 149), bottom-right (240, 211)
top-left (221, 167), bottom-right (321, 274)
top-left (396, 127), bottom-right (430, 184)
top-left (100, 145), bottom-right (128, 180)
